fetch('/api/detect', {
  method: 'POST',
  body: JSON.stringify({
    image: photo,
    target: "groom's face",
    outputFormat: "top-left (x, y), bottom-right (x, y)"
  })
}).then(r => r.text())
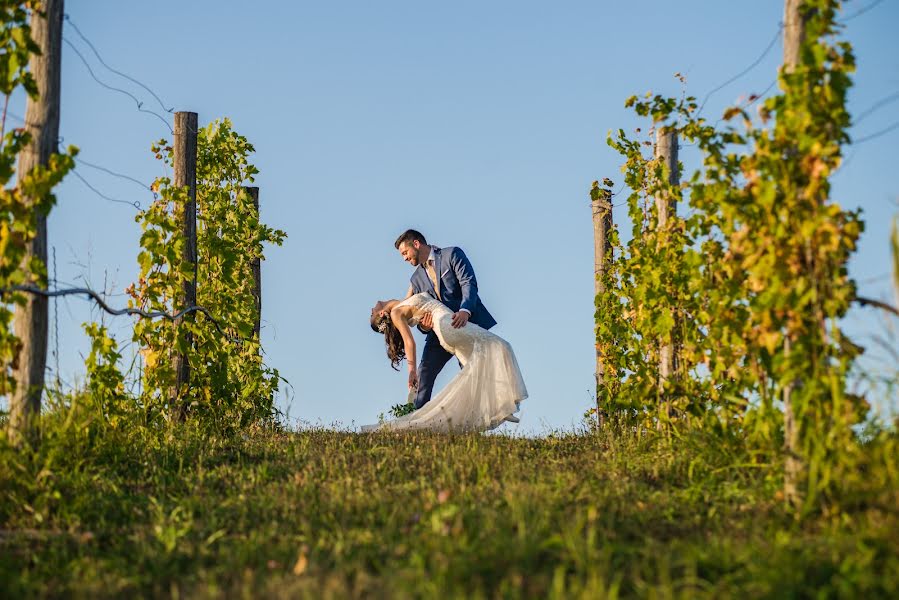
top-left (398, 240), bottom-right (424, 267)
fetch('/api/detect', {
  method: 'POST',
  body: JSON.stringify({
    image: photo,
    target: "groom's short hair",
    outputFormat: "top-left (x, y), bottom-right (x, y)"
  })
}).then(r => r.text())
top-left (395, 229), bottom-right (427, 249)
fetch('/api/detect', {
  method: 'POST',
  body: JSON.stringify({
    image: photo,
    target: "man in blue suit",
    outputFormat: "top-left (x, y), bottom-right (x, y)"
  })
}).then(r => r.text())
top-left (395, 229), bottom-right (496, 409)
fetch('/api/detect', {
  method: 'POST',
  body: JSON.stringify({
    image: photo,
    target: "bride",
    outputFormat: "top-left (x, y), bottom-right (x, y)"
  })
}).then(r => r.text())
top-left (363, 292), bottom-right (527, 432)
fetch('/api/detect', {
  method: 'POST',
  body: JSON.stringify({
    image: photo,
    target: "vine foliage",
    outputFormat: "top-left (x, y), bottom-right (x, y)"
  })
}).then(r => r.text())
top-left (596, 0), bottom-right (864, 508)
top-left (126, 119), bottom-right (285, 428)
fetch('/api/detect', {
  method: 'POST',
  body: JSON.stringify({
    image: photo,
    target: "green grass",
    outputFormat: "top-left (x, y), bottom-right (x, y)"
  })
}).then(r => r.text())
top-left (1, 416), bottom-right (897, 598)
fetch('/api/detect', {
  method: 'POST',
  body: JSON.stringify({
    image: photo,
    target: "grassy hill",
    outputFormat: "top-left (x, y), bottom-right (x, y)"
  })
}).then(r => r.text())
top-left (2, 420), bottom-right (897, 598)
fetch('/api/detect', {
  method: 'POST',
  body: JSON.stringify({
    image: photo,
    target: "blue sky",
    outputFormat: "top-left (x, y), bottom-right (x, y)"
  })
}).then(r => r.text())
top-left (13, 0), bottom-right (898, 431)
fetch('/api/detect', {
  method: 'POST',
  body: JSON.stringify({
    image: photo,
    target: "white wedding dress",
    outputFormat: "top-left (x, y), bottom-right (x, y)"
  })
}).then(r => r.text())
top-left (363, 292), bottom-right (527, 433)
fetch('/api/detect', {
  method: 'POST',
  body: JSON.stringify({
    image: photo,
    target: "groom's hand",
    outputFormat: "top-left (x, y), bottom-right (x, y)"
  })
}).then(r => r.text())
top-left (420, 311), bottom-right (434, 331)
top-left (451, 311), bottom-right (470, 328)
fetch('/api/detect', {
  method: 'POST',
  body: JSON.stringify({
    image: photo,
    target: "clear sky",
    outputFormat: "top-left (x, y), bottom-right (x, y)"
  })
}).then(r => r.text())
top-left (14, 0), bottom-right (898, 432)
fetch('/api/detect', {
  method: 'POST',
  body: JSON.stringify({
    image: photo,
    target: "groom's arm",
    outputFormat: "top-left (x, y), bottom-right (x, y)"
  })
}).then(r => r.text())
top-left (407, 280), bottom-right (433, 333)
top-left (449, 247), bottom-right (478, 315)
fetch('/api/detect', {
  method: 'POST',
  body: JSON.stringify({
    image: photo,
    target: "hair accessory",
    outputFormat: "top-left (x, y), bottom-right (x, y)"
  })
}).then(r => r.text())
top-left (377, 319), bottom-right (389, 334)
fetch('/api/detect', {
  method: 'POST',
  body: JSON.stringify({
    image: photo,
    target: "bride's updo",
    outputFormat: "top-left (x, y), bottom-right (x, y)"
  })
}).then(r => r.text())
top-left (370, 312), bottom-right (406, 370)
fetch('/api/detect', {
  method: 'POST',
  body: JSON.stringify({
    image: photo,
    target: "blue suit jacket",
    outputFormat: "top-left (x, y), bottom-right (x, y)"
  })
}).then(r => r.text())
top-left (410, 246), bottom-right (496, 330)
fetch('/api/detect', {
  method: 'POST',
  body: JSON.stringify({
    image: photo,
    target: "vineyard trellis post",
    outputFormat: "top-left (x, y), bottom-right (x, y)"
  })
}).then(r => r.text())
top-left (8, 0), bottom-right (64, 446)
top-left (171, 111), bottom-right (198, 416)
top-left (245, 186), bottom-right (262, 341)
top-left (781, 0), bottom-right (807, 507)
top-left (654, 125), bottom-right (678, 420)
top-left (592, 181), bottom-right (613, 425)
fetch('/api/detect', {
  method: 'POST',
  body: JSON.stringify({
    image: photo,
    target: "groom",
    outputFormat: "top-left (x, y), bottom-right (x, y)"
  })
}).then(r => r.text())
top-left (395, 229), bottom-right (496, 409)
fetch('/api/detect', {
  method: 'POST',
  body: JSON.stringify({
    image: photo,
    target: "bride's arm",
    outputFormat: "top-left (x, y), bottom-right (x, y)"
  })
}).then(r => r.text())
top-left (390, 305), bottom-right (418, 387)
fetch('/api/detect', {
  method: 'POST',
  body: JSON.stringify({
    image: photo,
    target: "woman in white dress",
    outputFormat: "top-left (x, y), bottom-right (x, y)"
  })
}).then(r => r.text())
top-left (364, 292), bottom-right (527, 432)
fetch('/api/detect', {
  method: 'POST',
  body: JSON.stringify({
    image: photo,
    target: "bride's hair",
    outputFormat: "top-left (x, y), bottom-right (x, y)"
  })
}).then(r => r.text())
top-left (370, 313), bottom-right (406, 370)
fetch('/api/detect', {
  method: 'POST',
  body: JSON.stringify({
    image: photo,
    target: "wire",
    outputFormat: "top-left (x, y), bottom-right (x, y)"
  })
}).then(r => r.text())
top-left (75, 157), bottom-right (154, 193)
top-left (697, 25), bottom-right (783, 116)
top-left (840, 0), bottom-right (888, 22)
top-left (679, 78), bottom-right (780, 148)
top-left (711, 78), bottom-right (779, 128)
top-left (71, 169), bottom-right (142, 210)
top-left (853, 90), bottom-right (899, 126)
top-left (5, 110), bottom-right (25, 124)
top-left (743, 79), bottom-right (778, 110)
top-left (63, 14), bottom-right (173, 114)
top-left (853, 119), bottom-right (899, 145)
top-left (63, 37), bottom-right (173, 134)
top-left (44, 366), bottom-right (75, 394)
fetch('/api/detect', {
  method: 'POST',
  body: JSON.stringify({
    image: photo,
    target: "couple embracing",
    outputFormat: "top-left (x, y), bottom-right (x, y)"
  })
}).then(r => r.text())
top-left (364, 229), bottom-right (527, 432)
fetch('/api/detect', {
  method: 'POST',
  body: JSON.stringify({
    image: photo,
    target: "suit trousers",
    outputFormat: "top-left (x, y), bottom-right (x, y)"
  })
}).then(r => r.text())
top-left (414, 332), bottom-right (454, 409)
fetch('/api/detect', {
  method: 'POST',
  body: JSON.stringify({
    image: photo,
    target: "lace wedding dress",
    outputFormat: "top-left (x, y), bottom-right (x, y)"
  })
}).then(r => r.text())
top-left (363, 292), bottom-right (527, 433)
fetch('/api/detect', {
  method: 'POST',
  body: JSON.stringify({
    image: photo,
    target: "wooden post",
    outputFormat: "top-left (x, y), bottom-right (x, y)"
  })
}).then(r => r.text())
top-left (782, 337), bottom-right (800, 505)
top-left (245, 186), bottom-right (262, 340)
top-left (783, 0), bottom-right (806, 71)
top-left (8, 0), bottom-right (64, 445)
top-left (171, 111), bottom-right (198, 414)
top-left (592, 181), bottom-right (613, 425)
top-left (654, 126), bottom-right (678, 420)
top-left (781, 0), bottom-right (808, 508)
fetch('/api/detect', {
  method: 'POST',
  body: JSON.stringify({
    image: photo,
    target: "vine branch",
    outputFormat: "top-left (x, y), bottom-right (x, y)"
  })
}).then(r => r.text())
top-left (0, 284), bottom-right (237, 339)
top-left (855, 295), bottom-right (899, 318)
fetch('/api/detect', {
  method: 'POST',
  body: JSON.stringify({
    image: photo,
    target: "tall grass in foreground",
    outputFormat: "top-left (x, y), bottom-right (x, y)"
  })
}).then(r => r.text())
top-left (1, 402), bottom-right (897, 598)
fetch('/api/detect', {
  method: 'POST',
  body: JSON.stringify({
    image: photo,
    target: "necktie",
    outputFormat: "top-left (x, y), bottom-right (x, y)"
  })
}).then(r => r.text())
top-left (426, 261), bottom-right (440, 299)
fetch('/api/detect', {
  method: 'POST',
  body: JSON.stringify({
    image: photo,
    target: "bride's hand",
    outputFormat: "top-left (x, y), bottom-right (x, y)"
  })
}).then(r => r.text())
top-left (408, 368), bottom-right (419, 391)
top-left (420, 311), bottom-right (433, 330)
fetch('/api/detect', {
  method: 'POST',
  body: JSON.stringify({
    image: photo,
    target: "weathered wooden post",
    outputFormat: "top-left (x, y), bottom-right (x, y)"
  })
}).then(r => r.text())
top-left (592, 180), bottom-right (613, 425)
top-left (245, 186), bottom-right (262, 340)
top-left (782, 0), bottom-right (808, 507)
top-left (171, 111), bottom-right (198, 416)
top-left (654, 126), bottom-right (678, 420)
top-left (8, 0), bottom-right (64, 445)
